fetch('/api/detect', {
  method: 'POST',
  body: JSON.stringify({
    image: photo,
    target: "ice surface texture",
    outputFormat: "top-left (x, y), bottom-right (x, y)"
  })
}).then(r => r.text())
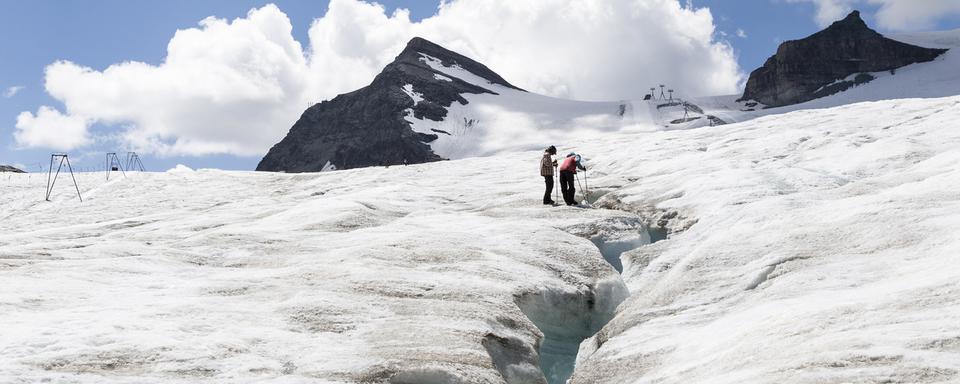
top-left (1, 157), bottom-right (635, 383)
top-left (5, 92), bottom-right (960, 382)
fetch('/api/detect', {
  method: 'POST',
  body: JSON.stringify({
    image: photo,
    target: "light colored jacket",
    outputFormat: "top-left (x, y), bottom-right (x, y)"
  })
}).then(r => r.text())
top-left (540, 153), bottom-right (555, 176)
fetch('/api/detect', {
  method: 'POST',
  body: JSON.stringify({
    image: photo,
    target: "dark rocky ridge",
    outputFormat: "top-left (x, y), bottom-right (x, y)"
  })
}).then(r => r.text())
top-left (740, 11), bottom-right (948, 108)
top-left (0, 165), bottom-right (25, 173)
top-left (257, 37), bottom-right (523, 173)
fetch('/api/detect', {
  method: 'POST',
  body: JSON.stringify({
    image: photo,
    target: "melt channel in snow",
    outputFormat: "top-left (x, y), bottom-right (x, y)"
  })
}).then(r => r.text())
top-left (519, 213), bottom-right (665, 383)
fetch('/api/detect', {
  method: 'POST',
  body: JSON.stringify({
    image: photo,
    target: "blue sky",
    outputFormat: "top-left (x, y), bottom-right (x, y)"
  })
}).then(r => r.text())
top-left (2, 0), bottom-right (959, 172)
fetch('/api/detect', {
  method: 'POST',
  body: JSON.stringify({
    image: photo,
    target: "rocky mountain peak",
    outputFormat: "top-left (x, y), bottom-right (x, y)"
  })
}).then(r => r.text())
top-left (395, 37), bottom-right (467, 67)
top-left (801, 10), bottom-right (876, 43)
top-left (834, 10), bottom-right (867, 29)
top-left (740, 10), bottom-right (947, 108)
top-left (388, 37), bottom-right (521, 91)
top-left (257, 37), bottom-right (520, 173)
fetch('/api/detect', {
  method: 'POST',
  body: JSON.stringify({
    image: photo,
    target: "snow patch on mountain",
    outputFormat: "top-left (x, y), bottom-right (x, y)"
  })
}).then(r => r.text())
top-left (418, 53), bottom-right (497, 91)
top-left (400, 84), bottom-right (424, 106)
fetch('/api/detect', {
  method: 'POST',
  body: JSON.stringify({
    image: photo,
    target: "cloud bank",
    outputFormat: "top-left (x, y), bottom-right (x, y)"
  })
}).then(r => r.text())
top-left (871, 0), bottom-right (960, 31)
top-left (790, 0), bottom-right (960, 31)
top-left (16, 0), bottom-right (743, 156)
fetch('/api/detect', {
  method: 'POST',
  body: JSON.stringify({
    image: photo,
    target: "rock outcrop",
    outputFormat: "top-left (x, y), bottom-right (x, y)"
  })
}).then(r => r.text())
top-left (740, 10), bottom-right (948, 108)
top-left (257, 37), bottom-right (522, 173)
top-left (0, 165), bottom-right (25, 173)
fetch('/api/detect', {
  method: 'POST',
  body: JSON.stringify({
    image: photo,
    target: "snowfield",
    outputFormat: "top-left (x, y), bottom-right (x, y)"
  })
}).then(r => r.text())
top-left (3, 92), bottom-right (960, 383)
top-left (570, 95), bottom-right (960, 383)
top-left (2, 158), bottom-right (633, 383)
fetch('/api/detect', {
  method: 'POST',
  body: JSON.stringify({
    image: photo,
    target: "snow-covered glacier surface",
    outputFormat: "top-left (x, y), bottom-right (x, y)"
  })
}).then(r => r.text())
top-left (569, 96), bottom-right (960, 383)
top-left (1, 157), bottom-right (635, 383)
top-left (3, 95), bottom-right (960, 383)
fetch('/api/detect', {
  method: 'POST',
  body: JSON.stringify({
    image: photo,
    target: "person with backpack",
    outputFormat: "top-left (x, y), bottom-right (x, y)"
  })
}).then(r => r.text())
top-left (558, 152), bottom-right (585, 206)
top-left (540, 146), bottom-right (558, 205)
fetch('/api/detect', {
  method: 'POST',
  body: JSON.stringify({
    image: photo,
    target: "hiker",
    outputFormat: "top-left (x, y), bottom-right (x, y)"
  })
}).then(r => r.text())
top-left (558, 152), bottom-right (585, 206)
top-left (540, 146), bottom-right (558, 205)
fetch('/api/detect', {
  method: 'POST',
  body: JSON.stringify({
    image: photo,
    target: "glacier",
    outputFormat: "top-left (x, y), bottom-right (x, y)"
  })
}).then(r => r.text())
top-left (3, 28), bottom-right (960, 384)
top-left (4, 92), bottom-right (960, 382)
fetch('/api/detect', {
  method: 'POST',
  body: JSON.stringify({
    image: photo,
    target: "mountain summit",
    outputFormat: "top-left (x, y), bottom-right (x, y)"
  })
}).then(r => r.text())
top-left (257, 37), bottom-right (522, 173)
top-left (740, 10), bottom-right (948, 108)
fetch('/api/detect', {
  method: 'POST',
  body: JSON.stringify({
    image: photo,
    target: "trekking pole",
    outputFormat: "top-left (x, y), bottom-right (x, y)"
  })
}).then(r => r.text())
top-left (576, 173), bottom-right (586, 203)
top-left (584, 169), bottom-right (588, 195)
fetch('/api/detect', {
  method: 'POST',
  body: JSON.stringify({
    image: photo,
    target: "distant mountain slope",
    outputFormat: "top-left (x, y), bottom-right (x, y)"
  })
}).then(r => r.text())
top-left (740, 11), bottom-right (947, 108)
top-left (256, 37), bottom-right (523, 173)
top-left (0, 165), bottom-right (25, 173)
top-left (692, 28), bottom-right (960, 126)
top-left (258, 37), bottom-right (722, 173)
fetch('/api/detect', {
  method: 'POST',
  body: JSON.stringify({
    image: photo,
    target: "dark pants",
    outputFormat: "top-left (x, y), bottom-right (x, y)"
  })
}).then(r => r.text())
top-left (559, 171), bottom-right (576, 205)
top-left (543, 176), bottom-right (554, 204)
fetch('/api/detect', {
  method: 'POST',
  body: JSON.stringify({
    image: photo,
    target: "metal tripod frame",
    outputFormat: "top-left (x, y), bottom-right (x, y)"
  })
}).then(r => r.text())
top-left (45, 153), bottom-right (82, 202)
top-left (125, 152), bottom-right (145, 172)
top-left (106, 152), bottom-right (127, 180)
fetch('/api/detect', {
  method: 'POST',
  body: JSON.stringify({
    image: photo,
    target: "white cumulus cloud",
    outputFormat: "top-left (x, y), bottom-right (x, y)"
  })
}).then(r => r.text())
top-left (36, 4), bottom-right (311, 156)
top-left (17, 0), bottom-right (743, 156)
top-left (870, 0), bottom-right (960, 31)
top-left (4, 86), bottom-right (24, 98)
top-left (306, 0), bottom-right (742, 100)
top-left (15, 106), bottom-right (91, 151)
top-left (787, 0), bottom-right (960, 31)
